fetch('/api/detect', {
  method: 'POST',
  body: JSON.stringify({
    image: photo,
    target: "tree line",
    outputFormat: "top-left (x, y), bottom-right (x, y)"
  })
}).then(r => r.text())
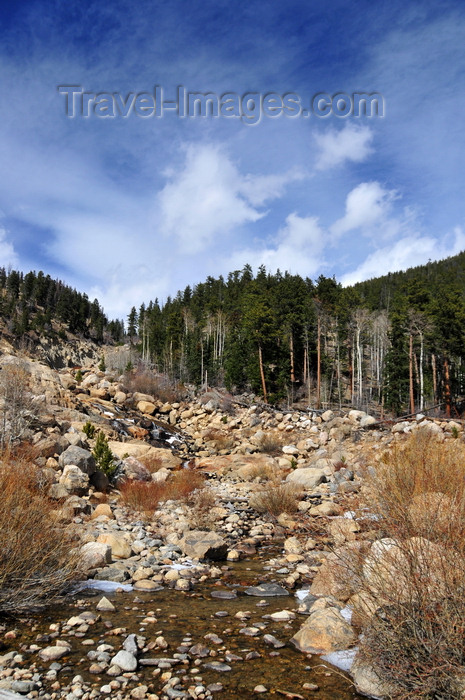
top-left (127, 253), bottom-right (465, 416)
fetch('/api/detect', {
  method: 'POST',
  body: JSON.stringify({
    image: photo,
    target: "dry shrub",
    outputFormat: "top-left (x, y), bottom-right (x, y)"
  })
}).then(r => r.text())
top-left (0, 362), bottom-right (41, 447)
top-left (164, 469), bottom-right (205, 502)
top-left (346, 430), bottom-right (465, 699)
top-left (203, 428), bottom-right (235, 452)
top-left (119, 480), bottom-right (164, 514)
top-left (137, 453), bottom-right (164, 473)
top-left (187, 487), bottom-right (218, 530)
top-left (0, 452), bottom-right (80, 613)
top-left (125, 367), bottom-right (186, 403)
top-left (246, 462), bottom-right (280, 482)
top-left (250, 479), bottom-right (303, 516)
top-left (120, 469), bottom-right (206, 515)
top-left (256, 431), bottom-right (283, 456)
top-left (199, 390), bottom-right (235, 414)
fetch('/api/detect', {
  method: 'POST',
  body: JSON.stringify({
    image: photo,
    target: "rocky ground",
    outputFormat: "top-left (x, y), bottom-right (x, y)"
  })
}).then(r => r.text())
top-left (0, 354), bottom-right (462, 700)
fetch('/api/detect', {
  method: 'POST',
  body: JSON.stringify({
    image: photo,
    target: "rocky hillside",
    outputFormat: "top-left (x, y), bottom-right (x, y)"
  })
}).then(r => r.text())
top-left (0, 351), bottom-right (463, 699)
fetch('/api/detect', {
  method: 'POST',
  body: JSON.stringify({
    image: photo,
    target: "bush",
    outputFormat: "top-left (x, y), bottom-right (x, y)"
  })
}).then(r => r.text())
top-left (256, 431), bottom-right (283, 456)
top-left (347, 430), bottom-right (465, 699)
top-left (120, 468), bottom-right (207, 516)
top-left (250, 479), bottom-right (302, 516)
top-left (82, 421), bottom-right (96, 439)
top-left (92, 431), bottom-right (116, 477)
top-left (124, 366), bottom-right (186, 403)
top-left (0, 451), bottom-right (80, 613)
top-left (0, 362), bottom-right (40, 447)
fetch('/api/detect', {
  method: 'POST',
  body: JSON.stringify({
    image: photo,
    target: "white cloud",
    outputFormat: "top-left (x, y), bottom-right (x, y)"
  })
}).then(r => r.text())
top-left (314, 124), bottom-right (374, 171)
top-left (227, 212), bottom-right (326, 278)
top-left (157, 144), bottom-right (299, 254)
top-left (340, 226), bottom-right (465, 287)
top-left (331, 182), bottom-right (398, 237)
top-left (0, 228), bottom-right (18, 268)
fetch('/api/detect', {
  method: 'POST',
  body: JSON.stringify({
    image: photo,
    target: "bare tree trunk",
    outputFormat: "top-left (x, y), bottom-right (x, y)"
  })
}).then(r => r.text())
top-left (258, 344), bottom-right (267, 403)
top-left (409, 333), bottom-right (415, 415)
top-left (444, 357), bottom-right (451, 418)
top-left (290, 333), bottom-right (295, 384)
top-left (419, 332), bottom-right (424, 411)
top-left (432, 353), bottom-right (437, 403)
top-left (316, 317), bottom-right (321, 409)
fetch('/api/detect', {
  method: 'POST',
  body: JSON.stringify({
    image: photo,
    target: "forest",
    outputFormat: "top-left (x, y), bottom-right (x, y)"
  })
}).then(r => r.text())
top-left (2, 251), bottom-right (465, 417)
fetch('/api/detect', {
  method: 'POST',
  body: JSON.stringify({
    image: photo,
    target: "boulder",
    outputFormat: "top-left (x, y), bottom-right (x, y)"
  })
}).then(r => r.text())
top-left (179, 531), bottom-right (228, 561)
top-left (97, 533), bottom-right (132, 559)
top-left (58, 446), bottom-right (96, 475)
top-left (59, 465), bottom-right (89, 495)
top-left (352, 657), bottom-right (399, 698)
top-left (80, 542), bottom-right (112, 570)
top-left (286, 468), bottom-right (326, 490)
top-left (137, 401), bottom-right (156, 415)
top-left (118, 456), bottom-right (151, 482)
top-left (290, 607), bottom-right (355, 653)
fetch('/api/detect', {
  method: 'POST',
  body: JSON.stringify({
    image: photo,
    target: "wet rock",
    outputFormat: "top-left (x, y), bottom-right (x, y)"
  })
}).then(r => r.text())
top-left (133, 580), bottom-right (163, 591)
top-left (202, 662), bottom-right (231, 672)
top-left (179, 531), bottom-right (228, 561)
top-left (94, 567), bottom-right (130, 583)
top-left (244, 583), bottom-right (289, 597)
top-left (39, 645), bottom-right (71, 662)
top-left (96, 597), bottom-right (115, 612)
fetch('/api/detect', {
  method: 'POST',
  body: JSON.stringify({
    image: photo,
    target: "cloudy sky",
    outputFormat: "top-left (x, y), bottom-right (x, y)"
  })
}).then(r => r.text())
top-left (0, 0), bottom-right (464, 319)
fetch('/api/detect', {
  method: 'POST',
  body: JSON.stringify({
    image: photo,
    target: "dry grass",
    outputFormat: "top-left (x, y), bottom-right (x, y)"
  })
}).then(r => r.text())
top-left (137, 453), bottom-right (164, 473)
top-left (0, 449), bottom-right (80, 613)
top-left (120, 469), bottom-right (206, 515)
top-left (256, 431), bottom-right (284, 456)
top-left (187, 487), bottom-right (218, 530)
top-left (344, 430), bottom-right (465, 699)
top-left (250, 479), bottom-right (303, 516)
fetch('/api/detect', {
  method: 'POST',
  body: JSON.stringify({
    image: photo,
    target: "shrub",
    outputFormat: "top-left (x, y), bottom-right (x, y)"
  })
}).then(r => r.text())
top-left (187, 487), bottom-right (218, 530)
top-left (0, 452), bottom-right (80, 613)
top-left (92, 431), bottom-right (116, 477)
top-left (137, 453), bottom-right (164, 473)
top-left (0, 362), bottom-right (40, 447)
top-left (75, 369), bottom-right (83, 383)
top-left (250, 479), bottom-right (302, 516)
top-left (120, 469), bottom-right (207, 515)
top-left (203, 428), bottom-right (235, 452)
top-left (256, 431), bottom-right (283, 456)
top-left (98, 355), bottom-right (106, 372)
top-left (345, 430), bottom-right (465, 699)
top-left (82, 421), bottom-right (96, 439)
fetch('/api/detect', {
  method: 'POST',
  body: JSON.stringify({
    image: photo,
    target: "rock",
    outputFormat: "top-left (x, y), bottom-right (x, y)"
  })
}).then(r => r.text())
top-left (291, 607), bottom-right (355, 653)
top-left (80, 542), bottom-right (112, 570)
top-left (309, 500), bottom-right (343, 517)
top-left (321, 410), bottom-right (334, 422)
top-left (328, 518), bottom-right (360, 545)
top-left (96, 597), bottom-right (116, 612)
top-left (179, 531), bottom-right (228, 561)
top-left (352, 657), bottom-right (399, 698)
top-left (137, 400), bottom-right (156, 415)
top-left (282, 445), bottom-right (299, 456)
top-left (58, 446), bottom-right (96, 475)
top-left (284, 537), bottom-right (302, 554)
top-left (91, 503), bottom-right (114, 519)
top-left (38, 645), bottom-right (70, 662)
top-left (90, 470), bottom-right (110, 492)
top-left (119, 456), bottom-right (152, 482)
top-left (202, 662), bottom-right (231, 672)
top-left (111, 650), bottom-right (137, 672)
top-left (360, 415), bottom-right (377, 428)
top-left (133, 580), bottom-right (164, 592)
top-left (286, 468), bottom-right (326, 489)
top-left (97, 533), bottom-right (132, 559)
top-left (94, 567), bottom-right (130, 583)
top-left (244, 583), bottom-right (289, 597)
top-left (59, 465), bottom-right (89, 495)
top-left (61, 495), bottom-right (92, 518)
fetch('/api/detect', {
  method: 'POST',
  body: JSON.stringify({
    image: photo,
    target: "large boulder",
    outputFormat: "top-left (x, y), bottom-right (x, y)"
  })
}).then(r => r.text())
top-left (290, 607), bottom-right (355, 653)
top-left (58, 446), bottom-right (96, 475)
top-left (352, 657), bottom-right (399, 698)
top-left (179, 531), bottom-right (228, 561)
top-left (59, 465), bottom-right (89, 495)
top-left (80, 542), bottom-right (112, 570)
top-left (286, 468), bottom-right (326, 490)
top-left (97, 533), bottom-right (132, 559)
top-left (118, 456), bottom-right (151, 482)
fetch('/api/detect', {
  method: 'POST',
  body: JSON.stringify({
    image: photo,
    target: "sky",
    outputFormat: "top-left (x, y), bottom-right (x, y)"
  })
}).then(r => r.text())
top-left (0, 0), bottom-right (464, 319)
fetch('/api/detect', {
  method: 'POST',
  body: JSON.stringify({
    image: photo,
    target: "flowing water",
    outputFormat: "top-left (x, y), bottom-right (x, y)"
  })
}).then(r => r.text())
top-left (2, 548), bottom-right (365, 699)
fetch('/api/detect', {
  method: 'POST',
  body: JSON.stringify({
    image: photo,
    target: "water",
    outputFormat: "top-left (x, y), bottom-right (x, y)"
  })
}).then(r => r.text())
top-left (2, 552), bottom-right (365, 699)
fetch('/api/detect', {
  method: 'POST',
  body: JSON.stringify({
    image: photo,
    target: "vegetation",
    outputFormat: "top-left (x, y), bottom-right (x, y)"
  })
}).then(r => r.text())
top-left (92, 431), bottom-right (116, 477)
top-left (250, 479), bottom-right (303, 516)
top-left (348, 431), bottom-right (465, 699)
top-left (120, 469), bottom-right (207, 515)
top-left (82, 421), bottom-right (96, 439)
top-left (0, 361), bottom-right (40, 447)
top-left (0, 447), bottom-right (80, 613)
top-left (124, 252), bottom-right (465, 415)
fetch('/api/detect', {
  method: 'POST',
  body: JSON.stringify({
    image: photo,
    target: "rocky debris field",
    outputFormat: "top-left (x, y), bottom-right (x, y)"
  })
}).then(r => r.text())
top-left (0, 356), bottom-right (463, 700)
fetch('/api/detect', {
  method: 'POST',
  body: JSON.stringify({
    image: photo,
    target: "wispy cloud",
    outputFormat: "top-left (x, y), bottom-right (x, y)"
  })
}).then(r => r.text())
top-left (314, 124), bottom-right (374, 171)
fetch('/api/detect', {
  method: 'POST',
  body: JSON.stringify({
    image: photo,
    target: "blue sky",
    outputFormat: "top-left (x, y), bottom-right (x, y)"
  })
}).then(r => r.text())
top-left (0, 0), bottom-right (464, 318)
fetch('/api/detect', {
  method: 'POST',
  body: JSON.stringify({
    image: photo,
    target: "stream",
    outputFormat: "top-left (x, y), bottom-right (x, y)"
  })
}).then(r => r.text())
top-left (1, 548), bottom-right (365, 699)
